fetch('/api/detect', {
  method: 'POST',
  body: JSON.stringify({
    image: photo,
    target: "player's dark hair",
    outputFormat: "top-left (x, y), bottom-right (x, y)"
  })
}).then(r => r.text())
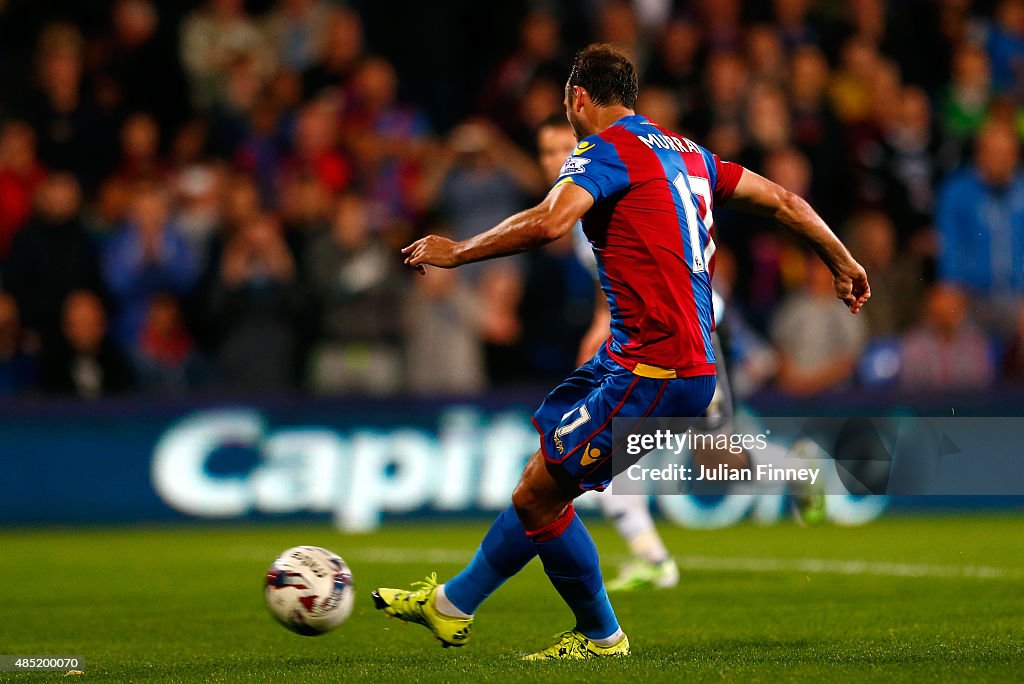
top-left (567, 43), bottom-right (638, 110)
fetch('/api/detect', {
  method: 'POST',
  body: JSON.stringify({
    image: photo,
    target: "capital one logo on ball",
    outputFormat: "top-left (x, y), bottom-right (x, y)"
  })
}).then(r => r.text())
top-left (150, 408), bottom-right (886, 530)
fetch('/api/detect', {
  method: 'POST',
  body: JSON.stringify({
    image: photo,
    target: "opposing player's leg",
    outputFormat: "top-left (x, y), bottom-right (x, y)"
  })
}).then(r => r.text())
top-left (601, 331), bottom-right (736, 593)
top-left (689, 331), bottom-right (824, 523)
top-left (600, 488), bottom-right (679, 593)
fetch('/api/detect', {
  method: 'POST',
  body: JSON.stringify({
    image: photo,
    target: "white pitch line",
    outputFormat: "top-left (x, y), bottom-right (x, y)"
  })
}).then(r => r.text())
top-left (338, 547), bottom-right (1023, 580)
top-left (236, 546), bottom-right (1022, 580)
top-left (670, 555), bottom-right (1022, 580)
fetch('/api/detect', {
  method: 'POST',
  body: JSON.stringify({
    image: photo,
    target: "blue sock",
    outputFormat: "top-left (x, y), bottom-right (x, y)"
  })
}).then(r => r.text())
top-left (528, 505), bottom-right (620, 640)
top-left (444, 505), bottom-right (537, 615)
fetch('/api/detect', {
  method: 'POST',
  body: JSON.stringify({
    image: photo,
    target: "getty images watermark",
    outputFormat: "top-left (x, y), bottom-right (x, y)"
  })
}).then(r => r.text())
top-left (623, 429), bottom-right (821, 486)
top-left (609, 415), bottom-right (1024, 496)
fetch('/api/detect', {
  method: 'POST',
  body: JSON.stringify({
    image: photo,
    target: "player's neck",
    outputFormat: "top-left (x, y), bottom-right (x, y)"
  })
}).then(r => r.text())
top-left (592, 106), bottom-right (635, 134)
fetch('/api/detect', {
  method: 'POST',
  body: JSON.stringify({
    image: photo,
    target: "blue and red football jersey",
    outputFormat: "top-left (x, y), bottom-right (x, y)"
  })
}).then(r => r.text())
top-left (554, 114), bottom-right (743, 378)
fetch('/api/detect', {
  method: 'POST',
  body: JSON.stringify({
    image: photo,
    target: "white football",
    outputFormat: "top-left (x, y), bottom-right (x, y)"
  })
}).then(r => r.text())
top-left (265, 546), bottom-right (355, 635)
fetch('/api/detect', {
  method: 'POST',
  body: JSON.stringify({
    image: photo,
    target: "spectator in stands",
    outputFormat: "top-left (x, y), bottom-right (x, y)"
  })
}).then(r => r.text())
top-left (39, 290), bottom-right (133, 398)
top-left (829, 36), bottom-right (881, 124)
top-left (940, 43), bottom-right (992, 147)
top-left (684, 50), bottom-right (747, 138)
top-left (637, 86), bottom-right (682, 130)
top-left (172, 163), bottom-right (225, 266)
top-left (846, 211), bottom-right (923, 338)
top-left (230, 96), bottom-right (284, 203)
top-left (111, 112), bottom-right (165, 184)
top-left (133, 293), bottom-right (203, 395)
top-left (937, 121), bottom-right (1024, 333)
top-left (643, 18), bottom-right (701, 115)
top-left (479, 9), bottom-right (563, 136)
top-left (0, 293), bottom-right (37, 397)
top-left (262, 0), bottom-right (335, 73)
top-left (877, 86), bottom-right (941, 237)
top-left (221, 173), bottom-right (263, 236)
top-left (343, 57), bottom-right (431, 230)
top-left (168, 119), bottom-right (212, 184)
top-left (725, 147), bottom-right (812, 332)
top-left (0, 121), bottom-right (47, 260)
top-left (846, 57), bottom-right (903, 209)
top-left (596, 1), bottom-right (642, 63)
top-left (417, 120), bottom-right (541, 247)
top-left (699, 0), bottom-right (743, 53)
top-left (98, 0), bottom-right (189, 131)
top-left (301, 6), bottom-right (364, 100)
top-left (24, 23), bottom-right (113, 191)
top-left (771, 254), bottom-right (867, 396)
top-left (276, 172), bottom-right (330, 276)
top-left (478, 263), bottom-right (526, 385)
top-left (281, 101), bottom-right (352, 198)
top-left (180, 0), bottom-right (273, 111)
top-left (746, 24), bottom-right (788, 85)
top-left (207, 52), bottom-right (268, 158)
top-left (305, 194), bottom-right (404, 395)
top-left (197, 173), bottom-right (263, 288)
top-left (741, 82), bottom-right (793, 171)
top-left (508, 76), bottom-right (564, 151)
top-left (1001, 301), bottom-right (1024, 382)
top-left (3, 0), bottom-right (1024, 403)
top-left (983, 0), bottom-right (1024, 96)
top-left (901, 284), bottom-right (994, 392)
top-left (206, 213), bottom-right (305, 392)
top-left (102, 182), bottom-right (199, 346)
top-left (840, 0), bottom-right (889, 51)
top-left (403, 265), bottom-right (484, 395)
top-left (789, 45), bottom-right (848, 223)
top-left (5, 173), bottom-right (103, 346)
top-left (773, 0), bottom-right (820, 50)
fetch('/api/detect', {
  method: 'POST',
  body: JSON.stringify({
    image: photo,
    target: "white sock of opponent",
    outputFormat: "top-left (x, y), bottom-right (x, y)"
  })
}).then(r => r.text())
top-left (599, 484), bottom-right (669, 565)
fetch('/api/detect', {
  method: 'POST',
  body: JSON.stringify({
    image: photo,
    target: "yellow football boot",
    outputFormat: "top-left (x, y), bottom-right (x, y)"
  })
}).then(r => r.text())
top-left (371, 573), bottom-right (473, 648)
top-left (523, 629), bottom-right (630, 660)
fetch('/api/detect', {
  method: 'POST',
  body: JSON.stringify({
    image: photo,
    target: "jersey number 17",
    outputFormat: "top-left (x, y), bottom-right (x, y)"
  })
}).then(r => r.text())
top-left (672, 172), bottom-right (716, 274)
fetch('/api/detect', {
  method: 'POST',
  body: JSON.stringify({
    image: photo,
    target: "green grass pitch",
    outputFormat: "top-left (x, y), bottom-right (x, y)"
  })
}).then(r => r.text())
top-left (1, 513), bottom-right (1022, 682)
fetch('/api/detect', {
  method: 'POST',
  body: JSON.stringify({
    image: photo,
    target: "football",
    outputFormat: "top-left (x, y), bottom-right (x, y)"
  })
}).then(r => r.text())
top-left (265, 546), bottom-right (355, 636)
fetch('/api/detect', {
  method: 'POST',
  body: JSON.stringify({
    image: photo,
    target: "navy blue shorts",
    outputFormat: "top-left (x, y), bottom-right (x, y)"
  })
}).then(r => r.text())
top-left (532, 344), bottom-right (716, 491)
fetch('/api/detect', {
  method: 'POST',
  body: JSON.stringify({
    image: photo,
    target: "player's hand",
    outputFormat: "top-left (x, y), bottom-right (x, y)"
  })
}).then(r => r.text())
top-left (833, 260), bottom-right (871, 314)
top-left (401, 235), bottom-right (462, 275)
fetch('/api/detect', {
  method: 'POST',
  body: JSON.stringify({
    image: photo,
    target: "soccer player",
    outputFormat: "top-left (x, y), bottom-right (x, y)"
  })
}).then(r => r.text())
top-left (543, 115), bottom-right (820, 595)
top-left (374, 44), bottom-right (869, 659)
top-left (537, 113), bottom-right (680, 591)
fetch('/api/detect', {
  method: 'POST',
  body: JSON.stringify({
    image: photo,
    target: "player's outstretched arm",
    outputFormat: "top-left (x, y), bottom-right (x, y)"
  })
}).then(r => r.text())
top-left (726, 169), bottom-right (871, 314)
top-left (402, 182), bottom-right (594, 274)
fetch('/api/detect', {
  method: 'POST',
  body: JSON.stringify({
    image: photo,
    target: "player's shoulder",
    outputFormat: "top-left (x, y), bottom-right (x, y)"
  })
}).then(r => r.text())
top-left (570, 133), bottom-right (614, 160)
top-left (556, 133), bottom-right (624, 179)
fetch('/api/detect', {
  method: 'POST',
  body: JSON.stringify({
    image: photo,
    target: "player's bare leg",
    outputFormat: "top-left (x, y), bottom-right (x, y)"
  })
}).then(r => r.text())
top-left (510, 449), bottom-right (576, 529)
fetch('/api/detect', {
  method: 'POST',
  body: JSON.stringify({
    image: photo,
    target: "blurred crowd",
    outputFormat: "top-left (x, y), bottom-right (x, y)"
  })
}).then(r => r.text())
top-left (1, 0), bottom-right (1024, 401)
